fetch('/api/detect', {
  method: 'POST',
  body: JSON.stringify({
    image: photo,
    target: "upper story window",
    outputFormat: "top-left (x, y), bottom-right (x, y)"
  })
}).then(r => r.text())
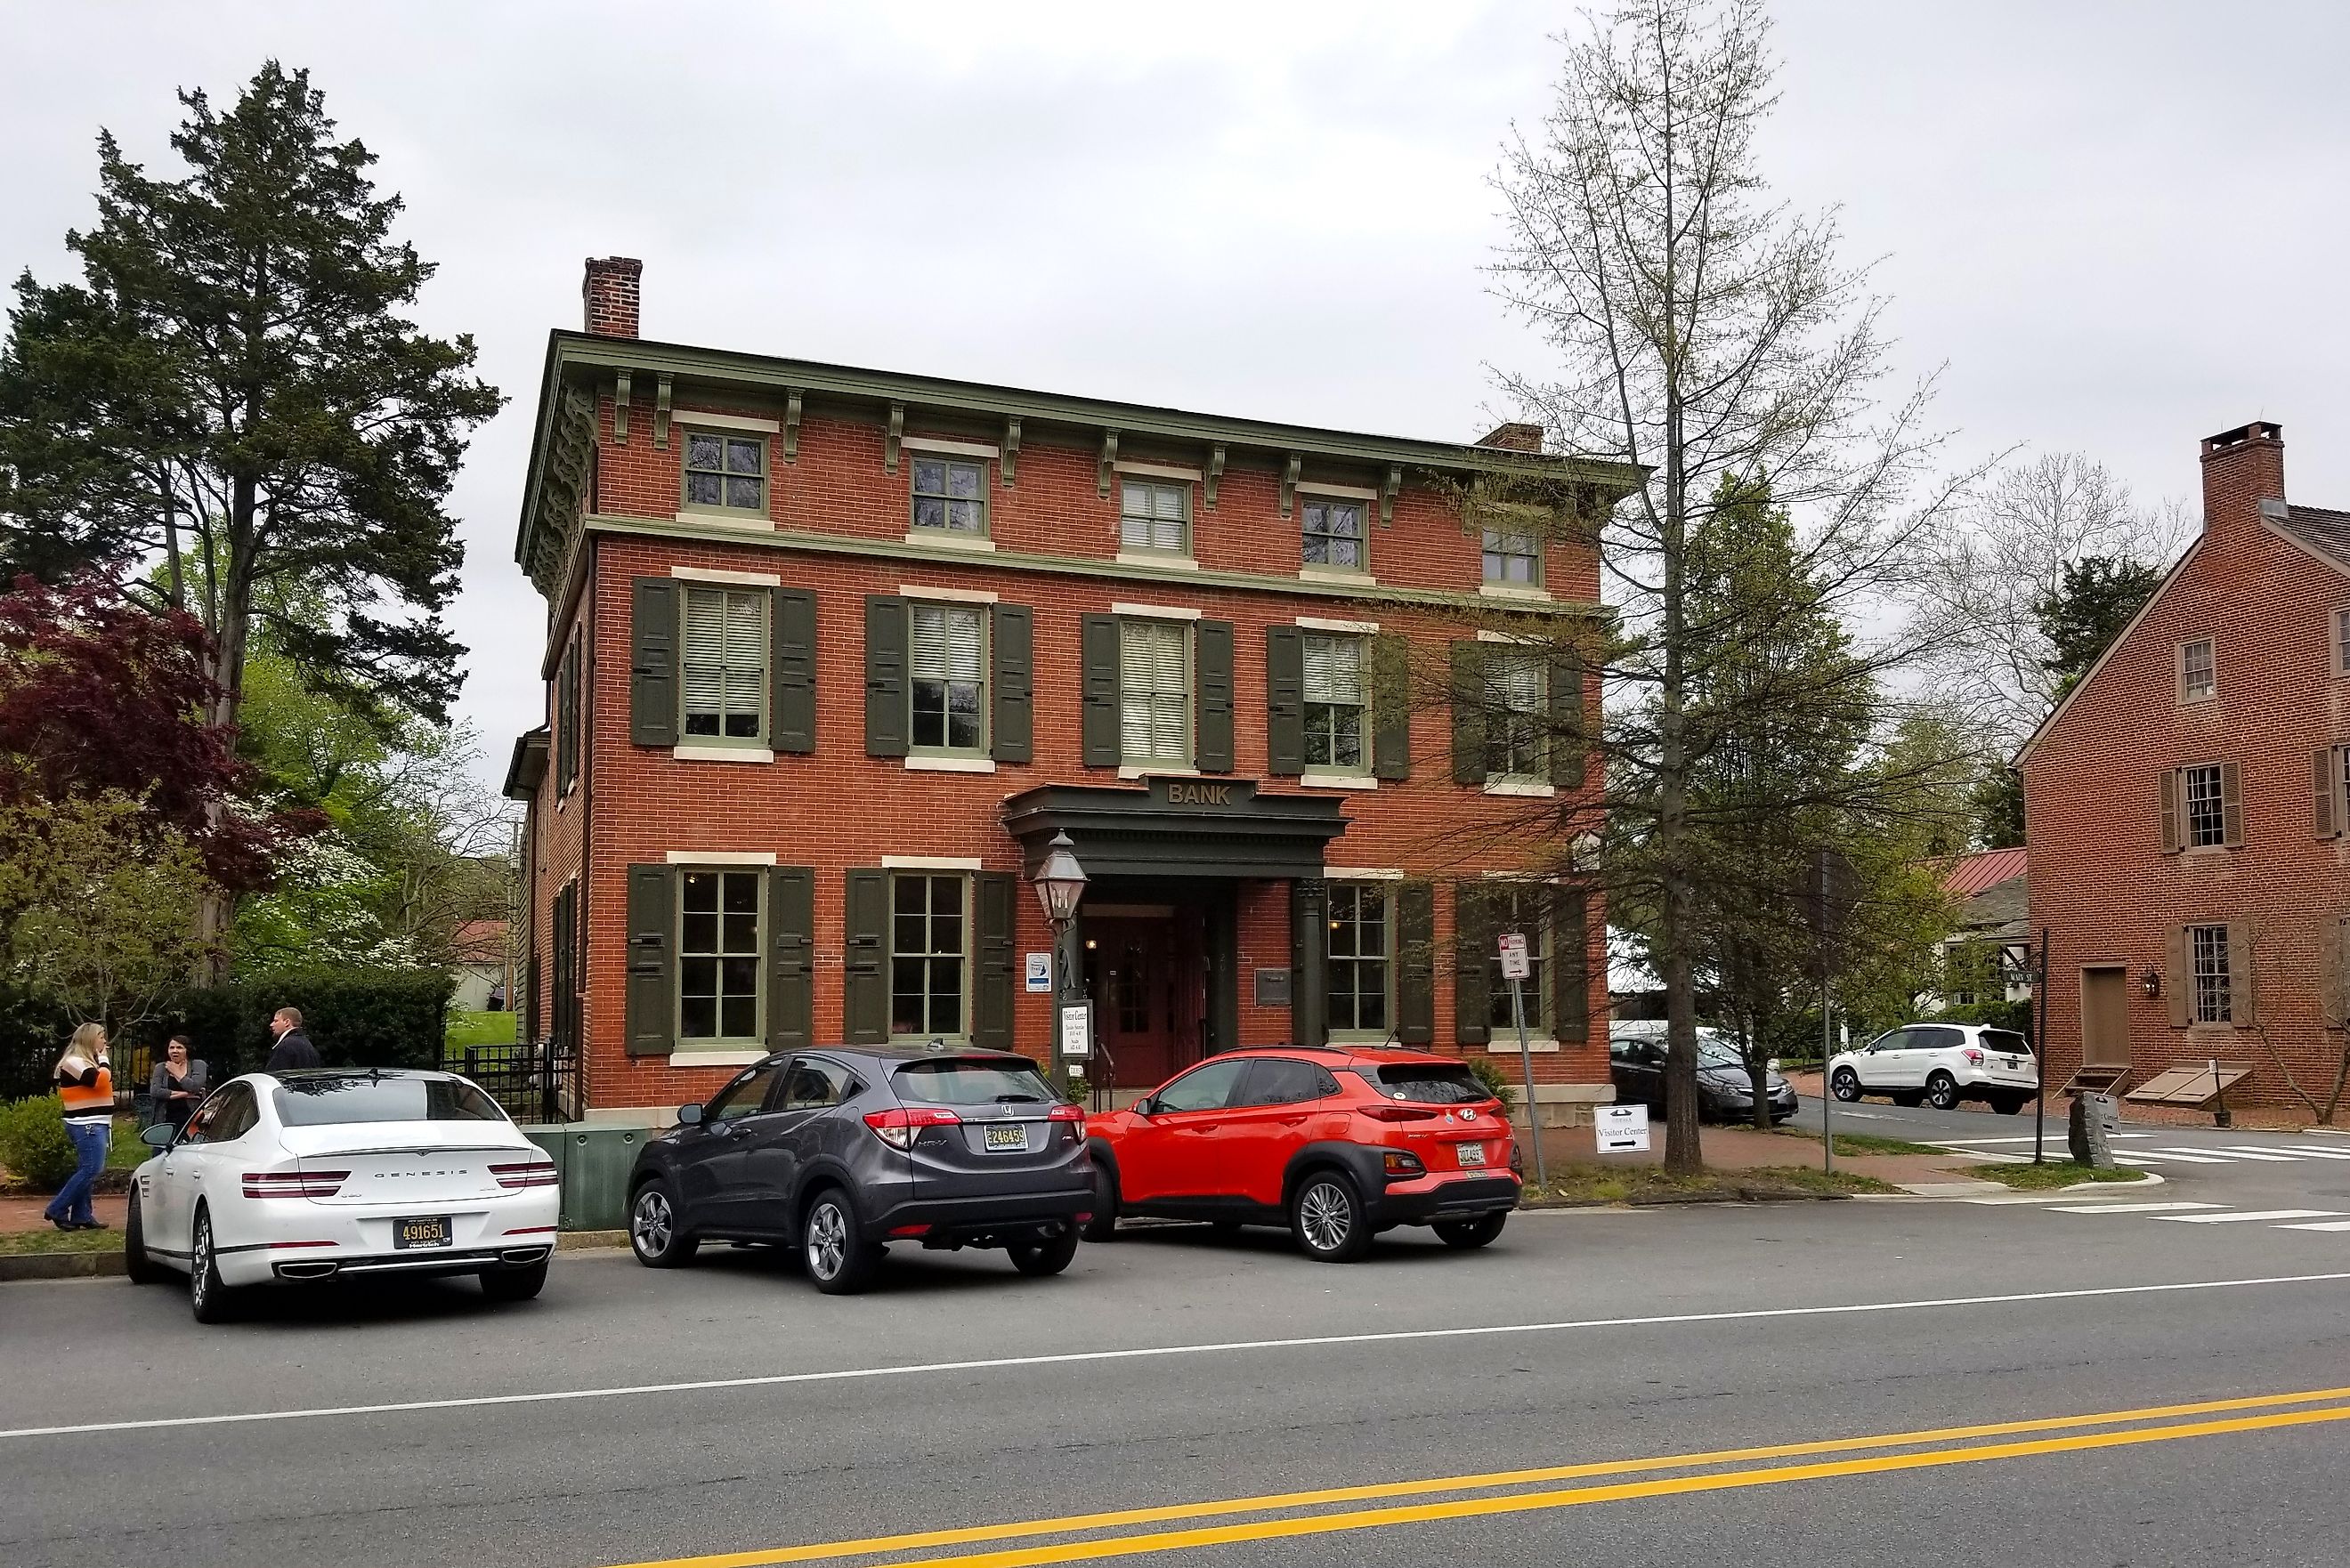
top-left (1325, 882), bottom-right (1393, 1039)
top-left (2182, 762), bottom-right (2225, 847)
top-left (2189, 923), bottom-right (2232, 1024)
top-left (681, 586), bottom-right (768, 742)
top-left (1301, 498), bottom-right (1365, 571)
top-left (1481, 527), bottom-right (1542, 587)
top-left (2178, 638), bottom-right (2216, 703)
top-left (1120, 619), bottom-right (1192, 766)
top-left (910, 603), bottom-right (987, 755)
top-left (2335, 606), bottom-right (2350, 675)
top-left (1484, 652), bottom-right (1548, 781)
top-left (891, 873), bottom-right (968, 1039)
top-left (1302, 633), bottom-right (1367, 772)
top-left (679, 869), bottom-right (763, 1043)
top-left (683, 431), bottom-right (767, 515)
top-left (1121, 480), bottom-right (1190, 554)
top-left (912, 457), bottom-right (987, 536)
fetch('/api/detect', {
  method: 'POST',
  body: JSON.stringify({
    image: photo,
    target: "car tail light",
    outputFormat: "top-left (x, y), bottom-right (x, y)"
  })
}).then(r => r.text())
top-left (243, 1169), bottom-right (347, 1199)
top-left (1963, 1048), bottom-right (1984, 1065)
top-left (1047, 1104), bottom-right (1086, 1123)
top-left (490, 1160), bottom-right (561, 1190)
top-left (864, 1106), bottom-right (961, 1150)
top-left (1382, 1150), bottom-right (1425, 1177)
top-left (1357, 1104), bottom-right (1438, 1123)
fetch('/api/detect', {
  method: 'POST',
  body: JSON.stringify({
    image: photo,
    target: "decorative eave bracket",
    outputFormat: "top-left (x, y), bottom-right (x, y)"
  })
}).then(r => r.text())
top-left (1205, 444), bottom-right (1225, 510)
top-left (1280, 453), bottom-right (1301, 517)
top-left (886, 401), bottom-right (904, 473)
top-left (613, 370), bottom-right (631, 444)
top-left (653, 374), bottom-right (672, 449)
top-left (782, 388), bottom-right (803, 464)
top-left (1098, 429), bottom-right (1120, 497)
top-left (1381, 464), bottom-right (1402, 528)
top-left (1002, 416), bottom-right (1022, 487)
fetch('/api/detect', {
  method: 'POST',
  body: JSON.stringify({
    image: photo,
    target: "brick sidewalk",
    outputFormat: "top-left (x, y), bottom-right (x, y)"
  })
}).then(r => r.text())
top-left (0, 1191), bottom-right (127, 1233)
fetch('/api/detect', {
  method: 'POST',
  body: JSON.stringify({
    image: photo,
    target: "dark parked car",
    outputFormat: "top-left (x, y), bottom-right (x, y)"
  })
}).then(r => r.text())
top-left (1609, 1027), bottom-right (1799, 1124)
top-left (624, 1046), bottom-right (1091, 1294)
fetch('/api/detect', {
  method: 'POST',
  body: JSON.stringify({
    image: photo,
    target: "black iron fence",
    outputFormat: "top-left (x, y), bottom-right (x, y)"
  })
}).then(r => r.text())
top-left (448, 1038), bottom-right (581, 1125)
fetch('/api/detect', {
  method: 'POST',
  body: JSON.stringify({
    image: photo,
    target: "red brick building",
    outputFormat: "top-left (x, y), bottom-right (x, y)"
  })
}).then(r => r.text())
top-left (2020, 422), bottom-right (2350, 1110)
top-left (502, 259), bottom-right (1642, 1136)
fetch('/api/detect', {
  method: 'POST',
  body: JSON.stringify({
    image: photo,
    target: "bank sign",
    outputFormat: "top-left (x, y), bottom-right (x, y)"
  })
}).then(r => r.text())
top-left (1148, 778), bottom-right (1259, 809)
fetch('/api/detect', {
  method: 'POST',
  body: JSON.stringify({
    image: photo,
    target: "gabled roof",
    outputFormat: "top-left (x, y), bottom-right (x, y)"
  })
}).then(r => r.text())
top-left (1943, 847), bottom-right (2027, 899)
top-left (2275, 503), bottom-right (2350, 574)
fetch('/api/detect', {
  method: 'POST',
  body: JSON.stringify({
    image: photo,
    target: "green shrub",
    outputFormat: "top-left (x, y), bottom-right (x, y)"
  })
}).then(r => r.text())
top-left (0, 1095), bottom-right (76, 1190)
top-left (1465, 1055), bottom-right (1520, 1108)
top-left (161, 967), bottom-right (457, 1079)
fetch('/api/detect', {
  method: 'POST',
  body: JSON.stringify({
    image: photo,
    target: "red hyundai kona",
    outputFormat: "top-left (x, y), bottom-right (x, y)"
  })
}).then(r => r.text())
top-left (1082, 1047), bottom-right (1522, 1262)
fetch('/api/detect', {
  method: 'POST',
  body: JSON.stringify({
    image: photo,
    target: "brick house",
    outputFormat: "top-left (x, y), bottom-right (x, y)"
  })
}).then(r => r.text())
top-left (2019, 422), bottom-right (2350, 1110)
top-left (502, 258), bottom-right (1643, 1138)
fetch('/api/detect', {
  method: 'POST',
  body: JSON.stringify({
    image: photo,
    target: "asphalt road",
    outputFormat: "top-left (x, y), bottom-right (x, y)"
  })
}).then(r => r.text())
top-left (10, 1186), bottom-right (2350, 1568)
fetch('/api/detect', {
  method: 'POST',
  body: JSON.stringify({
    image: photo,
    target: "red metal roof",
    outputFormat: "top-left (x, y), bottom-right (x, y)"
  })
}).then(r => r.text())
top-left (1943, 847), bottom-right (2028, 898)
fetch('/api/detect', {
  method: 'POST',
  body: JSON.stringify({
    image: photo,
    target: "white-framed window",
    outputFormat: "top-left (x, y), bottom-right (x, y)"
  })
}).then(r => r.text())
top-left (910, 603), bottom-right (987, 754)
top-left (681, 586), bottom-right (767, 743)
top-left (679, 869), bottom-right (763, 1043)
top-left (912, 457), bottom-right (987, 536)
top-left (2180, 638), bottom-right (2216, 703)
top-left (1121, 479), bottom-right (1190, 554)
top-left (1326, 883), bottom-right (1393, 1039)
top-left (1483, 885), bottom-right (1550, 1034)
top-left (2335, 606), bottom-right (2350, 675)
top-left (1120, 618), bottom-right (1191, 766)
top-left (1302, 497), bottom-right (1366, 570)
top-left (891, 873), bottom-right (968, 1039)
top-left (2190, 923), bottom-right (2232, 1024)
top-left (1485, 652), bottom-right (1546, 780)
top-left (683, 430), bottom-right (767, 515)
top-left (1481, 527), bottom-right (1541, 587)
top-left (2182, 763), bottom-right (2225, 848)
top-left (1303, 633), bottom-right (1368, 772)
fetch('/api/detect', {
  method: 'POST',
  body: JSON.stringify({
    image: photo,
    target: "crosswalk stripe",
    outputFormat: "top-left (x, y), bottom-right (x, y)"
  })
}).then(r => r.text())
top-left (2046, 1202), bottom-right (2224, 1215)
top-left (2224, 1145), bottom-right (2350, 1161)
top-left (2160, 1210), bottom-right (2346, 1224)
top-left (2116, 1152), bottom-right (2224, 1165)
top-left (2158, 1147), bottom-right (2298, 1162)
top-left (1925, 1135), bottom-right (2149, 1147)
top-left (2273, 1220), bottom-right (2350, 1232)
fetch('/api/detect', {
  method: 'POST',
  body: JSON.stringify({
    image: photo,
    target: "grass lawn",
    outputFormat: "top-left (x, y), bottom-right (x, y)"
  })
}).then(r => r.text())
top-left (1776, 1128), bottom-right (1941, 1157)
top-left (1965, 1160), bottom-right (2150, 1190)
top-left (0, 1225), bottom-right (122, 1256)
top-left (1532, 1162), bottom-right (1900, 1205)
top-left (445, 1009), bottom-right (518, 1051)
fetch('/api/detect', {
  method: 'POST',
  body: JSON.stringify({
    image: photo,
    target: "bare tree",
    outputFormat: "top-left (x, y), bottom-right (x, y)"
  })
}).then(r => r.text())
top-left (1480, 0), bottom-right (1980, 1172)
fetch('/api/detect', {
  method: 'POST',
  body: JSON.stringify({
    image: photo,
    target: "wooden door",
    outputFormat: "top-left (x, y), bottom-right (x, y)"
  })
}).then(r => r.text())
top-left (1088, 914), bottom-right (1191, 1089)
top-left (2080, 966), bottom-right (2130, 1068)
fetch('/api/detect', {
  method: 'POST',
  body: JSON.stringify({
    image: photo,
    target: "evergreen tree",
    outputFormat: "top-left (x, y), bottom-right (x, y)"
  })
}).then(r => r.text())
top-left (2036, 555), bottom-right (2164, 698)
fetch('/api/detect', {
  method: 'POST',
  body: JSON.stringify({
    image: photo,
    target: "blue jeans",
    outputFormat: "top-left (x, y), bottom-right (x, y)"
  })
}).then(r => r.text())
top-left (45, 1120), bottom-right (109, 1225)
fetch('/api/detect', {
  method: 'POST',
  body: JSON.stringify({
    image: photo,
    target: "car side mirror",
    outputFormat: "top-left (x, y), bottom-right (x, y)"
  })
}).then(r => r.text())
top-left (676, 1103), bottom-right (704, 1127)
top-left (1131, 1098), bottom-right (1154, 1119)
top-left (141, 1123), bottom-right (176, 1149)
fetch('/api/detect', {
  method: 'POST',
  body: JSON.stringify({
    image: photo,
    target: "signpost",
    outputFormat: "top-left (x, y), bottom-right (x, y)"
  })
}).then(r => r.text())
top-left (1497, 931), bottom-right (1546, 1190)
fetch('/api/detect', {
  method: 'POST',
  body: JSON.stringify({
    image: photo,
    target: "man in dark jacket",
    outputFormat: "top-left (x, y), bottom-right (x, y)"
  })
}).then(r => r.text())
top-left (265, 1006), bottom-right (322, 1071)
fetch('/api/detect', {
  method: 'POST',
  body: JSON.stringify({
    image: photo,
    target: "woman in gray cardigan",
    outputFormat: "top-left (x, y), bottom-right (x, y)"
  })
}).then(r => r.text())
top-left (149, 1035), bottom-right (207, 1134)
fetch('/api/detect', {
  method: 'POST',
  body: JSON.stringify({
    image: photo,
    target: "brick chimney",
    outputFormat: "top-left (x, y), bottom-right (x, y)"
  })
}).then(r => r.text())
top-left (582, 256), bottom-right (643, 339)
top-left (2199, 420), bottom-right (2284, 534)
top-left (1475, 422), bottom-right (1545, 454)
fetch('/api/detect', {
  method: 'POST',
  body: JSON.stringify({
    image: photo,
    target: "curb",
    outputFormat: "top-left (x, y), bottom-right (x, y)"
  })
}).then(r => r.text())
top-left (2058, 1170), bottom-right (2163, 1194)
top-left (557, 1230), bottom-right (629, 1251)
top-left (0, 1249), bottom-right (126, 1282)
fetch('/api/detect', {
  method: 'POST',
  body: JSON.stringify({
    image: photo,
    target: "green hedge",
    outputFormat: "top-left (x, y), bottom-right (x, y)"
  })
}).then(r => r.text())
top-left (0, 1095), bottom-right (76, 1188)
top-left (164, 967), bottom-right (457, 1079)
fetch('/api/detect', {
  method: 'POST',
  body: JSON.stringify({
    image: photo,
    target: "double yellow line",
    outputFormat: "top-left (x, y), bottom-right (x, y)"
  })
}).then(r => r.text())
top-left (612, 1384), bottom-right (2350, 1568)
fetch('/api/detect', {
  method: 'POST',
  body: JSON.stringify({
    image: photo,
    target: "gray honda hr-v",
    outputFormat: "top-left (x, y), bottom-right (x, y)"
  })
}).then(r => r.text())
top-left (625, 1046), bottom-right (1092, 1293)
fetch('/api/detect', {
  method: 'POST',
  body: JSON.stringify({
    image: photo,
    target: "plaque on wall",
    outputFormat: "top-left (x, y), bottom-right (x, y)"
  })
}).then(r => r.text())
top-left (1253, 967), bottom-right (1292, 1008)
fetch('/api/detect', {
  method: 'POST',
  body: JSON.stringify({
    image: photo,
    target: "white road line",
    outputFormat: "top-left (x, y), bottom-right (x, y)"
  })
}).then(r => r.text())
top-left (1926, 1135), bottom-right (2149, 1147)
top-left (2227, 1145), bottom-right (2350, 1161)
top-left (2046, 1202), bottom-right (2225, 1215)
top-left (2164, 1147), bottom-right (2299, 1162)
top-left (2160, 1210), bottom-right (2346, 1224)
top-left (10, 1272), bottom-right (2350, 1443)
top-left (2275, 1220), bottom-right (2350, 1232)
top-left (2119, 1152), bottom-right (2225, 1165)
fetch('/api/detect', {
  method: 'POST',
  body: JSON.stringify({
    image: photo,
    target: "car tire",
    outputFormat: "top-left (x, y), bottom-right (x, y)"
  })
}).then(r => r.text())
top-left (1830, 1068), bottom-right (1863, 1103)
top-left (1080, 1160), bottom-right (1119, 1243)
top-left (628, 1178), bottom-right (699, 1268)
top-left (189, 1205), bottom-right (238, 1325)
top-left (1432, 1212), bottom-right (1508, 1249)
top-left (1924, 1072), bottom-right (1960, 1111)
top-left (480, 1258), bottom-right (550, 1303)
top-left (124, 1187), bottom-right (167, 1286)
top-left (802, 1188), bottom-right (882, 1295)
top-left (1009, 1227), bottom-right (1080, 1277)
top-left (1289, 1169), bottom-right (1372, 1264)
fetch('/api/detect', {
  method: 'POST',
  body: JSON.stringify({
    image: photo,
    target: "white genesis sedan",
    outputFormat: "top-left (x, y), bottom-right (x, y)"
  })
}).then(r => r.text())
top-left (126, 1068), bottom-right (561, 1321)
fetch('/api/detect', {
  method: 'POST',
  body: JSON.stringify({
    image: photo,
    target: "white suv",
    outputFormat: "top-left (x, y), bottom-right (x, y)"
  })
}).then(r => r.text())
top-left (1827, 1023), bottom-right (2038, 1114)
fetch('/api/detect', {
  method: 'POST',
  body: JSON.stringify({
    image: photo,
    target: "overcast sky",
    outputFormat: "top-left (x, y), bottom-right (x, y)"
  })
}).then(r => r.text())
top-left (6, 1), bottom-right (2346, 783)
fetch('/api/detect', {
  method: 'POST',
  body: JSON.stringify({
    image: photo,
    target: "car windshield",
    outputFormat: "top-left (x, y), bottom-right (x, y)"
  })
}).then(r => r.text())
top-left (892, 1059), bottom-right (1058, 1106)
top-left (1697, 1039), bottom-right (1746, 1071)
top-left (1364, 1063), bottom-right (1492, 1105)
top-left (1981, 1031), bottom-right (2033, 1057)
top-left (271, 1074), bottom-right (507, 1127)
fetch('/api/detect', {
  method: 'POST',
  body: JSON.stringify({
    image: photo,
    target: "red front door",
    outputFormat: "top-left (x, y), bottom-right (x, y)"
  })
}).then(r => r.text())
top-left (1087, 911), bottom-right (1202, 1090)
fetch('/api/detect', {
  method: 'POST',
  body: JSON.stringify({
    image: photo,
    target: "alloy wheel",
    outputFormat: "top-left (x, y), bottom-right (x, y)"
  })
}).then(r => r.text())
top-left (633, 1190), bottom-right (673, 1257)
top-left (1831, 1070), bottom-right (1860, 1102)
top-left (1298, 1181), bottom-right (1352, 1254)
top-left (806, 1201), bottom-right (847, 1281)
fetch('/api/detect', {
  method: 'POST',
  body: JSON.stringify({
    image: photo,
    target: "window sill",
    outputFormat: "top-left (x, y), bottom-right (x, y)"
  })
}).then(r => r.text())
top-left (1298, 565), bottom-right (1375, 586)
top-left (1301, 772), bottom-right (1379, 791)
top-left (904, 529), bottom-right (996, 553)
top-left (1479, 582), bottom-right (1552, 602)
top-left (1117, 550), bottom-right (1199, 570)
top-left (673, 745), bottom-right (774, 764)
top-left (674, 509), bottom-right (775, 532)
top-left (668, 1049), bottom-right (769, 1069)
top-left (1483, 1038), bottom-right (1561, 1054)
top-left (1119, 764), bottom-right (1200, 780)
top-left (905, 755), bottom-right (998, 773)
top-left (1483, 779), bottom-right (1558, 799)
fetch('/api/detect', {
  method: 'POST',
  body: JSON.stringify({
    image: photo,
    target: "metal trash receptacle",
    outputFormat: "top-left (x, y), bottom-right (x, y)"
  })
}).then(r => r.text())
top-left (524, 1123), bottom-right (651, 1232)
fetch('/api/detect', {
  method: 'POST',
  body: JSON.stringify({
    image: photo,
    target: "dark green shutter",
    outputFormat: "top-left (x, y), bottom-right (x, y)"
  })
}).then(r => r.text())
top-left (1288, 878), bottom-right (1329, 1047)
top-left (1195, 619), bottom-right (1235, 773)
top-left (1552, 885), bottom-right (1590, 1043)
top-left (864, 595), bottom-right (910, 757)
top-left (1265, 625), bottom-right (1305, 776)
top-left (1398, 879), bottom-right (1434, 1045)
top-left (1450, 641), bottom-right (1487, 785)
top-left (555, 641), bottom-right (579, 791)
top-left (1549, 648), bottom-right (1584, 789)
top-left (1373, 634), bottom-right (1411, 780)
top-left (630, 578), bottom-right (679, 748)
top-left (771, 588), bottom-right (817, 754)
top-left (973, 871), bottom-right (1017, 1050)
top-left (1454, 881), bottom-right (1492, 1046)
top-left (625, 865), bottom-right (674, 1056)
top-left (1081, 614), bottom-right (1122, 768)
top-left (843, 869), bottom-right (889, 1044)
top-left (992, 605), bottom-right (1033, 764)
top-left (767, 867), bottom-right (814, 1052)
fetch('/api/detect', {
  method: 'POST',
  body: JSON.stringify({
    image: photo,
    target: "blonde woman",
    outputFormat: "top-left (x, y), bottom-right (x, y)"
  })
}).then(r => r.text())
top-left (45, 1022), bottom-right (114, 1232)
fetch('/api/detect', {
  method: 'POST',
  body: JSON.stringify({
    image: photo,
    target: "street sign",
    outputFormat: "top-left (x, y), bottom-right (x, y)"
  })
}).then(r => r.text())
top-left (1058, 1001), bottom-right (1093, 1058)
top-left (1595, 1103), bottom-right (1650, 1153)
top-left (1025, 952), bottom-right (1052, 993)
top-left (1497, 931), bottom-right (1531, 982)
